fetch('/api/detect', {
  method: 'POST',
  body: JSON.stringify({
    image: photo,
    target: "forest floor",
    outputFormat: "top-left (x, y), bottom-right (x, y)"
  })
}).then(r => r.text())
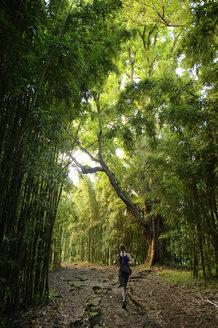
top-left (14, 262), bottom-right (218, 328)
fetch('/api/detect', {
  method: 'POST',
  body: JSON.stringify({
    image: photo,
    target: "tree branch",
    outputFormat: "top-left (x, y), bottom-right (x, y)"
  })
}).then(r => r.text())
top-left (80, 166), bottom-right (105, 174)
top-left (77, 144), bottom-right (102, 164)
top-left (71, 144), bottom-right (148, 230)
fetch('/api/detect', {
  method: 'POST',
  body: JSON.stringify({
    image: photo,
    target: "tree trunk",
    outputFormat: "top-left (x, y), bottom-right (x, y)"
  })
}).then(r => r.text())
top-left (75, 153), bottom-right (167, 267)
top-left (142, 214), bottom-right (167, 267)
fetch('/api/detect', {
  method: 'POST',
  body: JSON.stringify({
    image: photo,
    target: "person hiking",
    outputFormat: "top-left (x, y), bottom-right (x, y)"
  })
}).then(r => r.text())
top-left (114, 244), bottom-right (134, 308)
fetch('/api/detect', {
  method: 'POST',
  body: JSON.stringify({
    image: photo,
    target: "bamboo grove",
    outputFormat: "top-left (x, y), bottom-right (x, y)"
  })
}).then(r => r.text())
top-left (0, 0), bottom-right (217, 315)
top-left (0, 0), bottom-right (126, 313)
top-left (52, 176), bottom-right (148, 266)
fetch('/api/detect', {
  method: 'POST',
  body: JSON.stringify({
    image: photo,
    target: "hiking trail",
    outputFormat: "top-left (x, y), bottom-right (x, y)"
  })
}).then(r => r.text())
top-left (15, 263), bottom-right (218, 328)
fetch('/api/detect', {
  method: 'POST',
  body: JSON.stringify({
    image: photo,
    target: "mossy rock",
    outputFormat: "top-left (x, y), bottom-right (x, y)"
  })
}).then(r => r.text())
top-left (79, 277), bottom-right (88, 282)
top-left (85, 297), bottom-right (101, 309)
top-left (95, 289), bottom-right (103, 294)
top-left (71, 282), bottom-right (81, 288)
top-left (89, 311), bottom-right (101, 327)
top-left (90, 307), bottom-right (101, 315)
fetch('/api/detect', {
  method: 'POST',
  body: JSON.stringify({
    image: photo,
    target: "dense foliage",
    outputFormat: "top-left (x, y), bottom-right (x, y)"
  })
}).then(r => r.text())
top-left (53, 0), bottom-right (217, 277)
top-left (0, 0), bottom-right (125, 313)
top-left (53, 175), bottom-right (147, 266)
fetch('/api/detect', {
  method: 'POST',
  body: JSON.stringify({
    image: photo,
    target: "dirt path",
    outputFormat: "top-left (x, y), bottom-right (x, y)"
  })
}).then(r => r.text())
top-left (16, 263), bottom-right (218, 328)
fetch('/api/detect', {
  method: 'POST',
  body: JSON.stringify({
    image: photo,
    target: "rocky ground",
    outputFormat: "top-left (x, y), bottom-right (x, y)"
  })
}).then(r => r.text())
top-left (14, 263), bottom-right (218, 328)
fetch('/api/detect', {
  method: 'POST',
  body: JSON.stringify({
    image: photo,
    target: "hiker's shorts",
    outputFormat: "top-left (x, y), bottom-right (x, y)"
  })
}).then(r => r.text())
top-left (119, 271), bottom-right (129, 287)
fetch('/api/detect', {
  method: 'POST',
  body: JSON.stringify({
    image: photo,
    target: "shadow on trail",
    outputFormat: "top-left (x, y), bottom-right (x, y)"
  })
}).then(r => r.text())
top-left (121, 300), bottom-right (162, 328)
top-left (13, 263), bottom-right (217, 328)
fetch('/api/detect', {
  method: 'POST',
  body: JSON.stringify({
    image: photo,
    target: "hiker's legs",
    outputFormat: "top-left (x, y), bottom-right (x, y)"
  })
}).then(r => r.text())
top-left (121, 287), bottom-right (126, 308)
top-left (119, 273), bottom-right (129, 307)
top-left (121, 286), bottom-right (125, 301)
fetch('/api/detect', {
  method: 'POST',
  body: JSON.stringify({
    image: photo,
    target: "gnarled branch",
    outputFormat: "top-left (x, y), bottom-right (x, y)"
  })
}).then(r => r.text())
top-left (71, 145), bottom-right (148, 230)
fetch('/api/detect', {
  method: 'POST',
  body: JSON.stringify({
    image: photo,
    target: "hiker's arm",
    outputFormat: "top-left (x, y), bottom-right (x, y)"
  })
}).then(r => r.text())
top-left (127, 253), bottom-right (134, 266)
top-left (113, 254), bottom-right (119, 265)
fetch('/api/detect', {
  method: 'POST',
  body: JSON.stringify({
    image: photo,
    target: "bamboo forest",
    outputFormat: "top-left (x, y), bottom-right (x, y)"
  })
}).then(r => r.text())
top-left (0, 0), bottom-right (217, 327)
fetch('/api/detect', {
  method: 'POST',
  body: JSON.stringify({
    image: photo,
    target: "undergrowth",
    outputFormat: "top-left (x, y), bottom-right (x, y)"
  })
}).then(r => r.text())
top-left (157, 269), bottom-right (218, 291)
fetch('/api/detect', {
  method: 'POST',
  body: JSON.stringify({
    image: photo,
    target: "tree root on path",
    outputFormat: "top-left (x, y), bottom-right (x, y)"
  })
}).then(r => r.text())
top-left (128, 290), bottom-right (146, 311)
top-left (127, 290), bottom-right (162, 328)
top-left (198, 292), bottom-right (218, 308)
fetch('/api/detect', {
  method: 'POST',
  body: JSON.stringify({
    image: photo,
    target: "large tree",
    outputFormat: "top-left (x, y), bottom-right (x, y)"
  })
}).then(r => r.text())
top-left (70, 1), bottom-right (217, 271)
